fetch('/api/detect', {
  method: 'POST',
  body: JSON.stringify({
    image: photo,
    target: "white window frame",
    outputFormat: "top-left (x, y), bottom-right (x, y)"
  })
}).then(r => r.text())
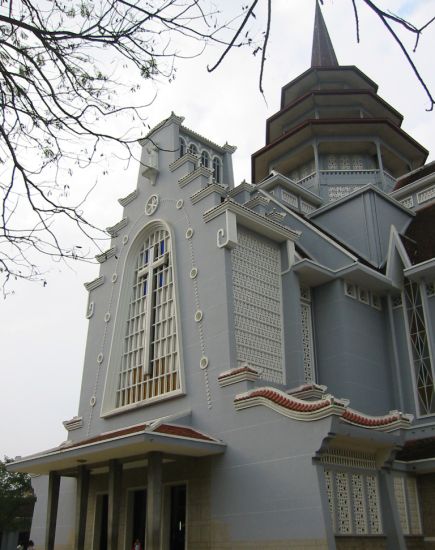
top-left (101, 221), bottom-right (184, 416)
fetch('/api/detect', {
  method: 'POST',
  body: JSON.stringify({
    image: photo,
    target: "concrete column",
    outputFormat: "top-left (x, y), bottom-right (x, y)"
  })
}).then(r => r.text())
top-left (108, 460), bottom-right (122, 550)
top-left (146, 452), bottom-right (163, 550)
top-left (313, 141), bottom-right (321, 195)
top-left (74, 466), bottom-right (90, 550)
top-left (45, 472), bottom-right (60, 550)
top-left (375, 140), bottom-right (386, 189)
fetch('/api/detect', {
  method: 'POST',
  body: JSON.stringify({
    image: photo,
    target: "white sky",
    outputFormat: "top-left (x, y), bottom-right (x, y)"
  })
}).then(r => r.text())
top-left (1, 0), bottom-right (435, 459)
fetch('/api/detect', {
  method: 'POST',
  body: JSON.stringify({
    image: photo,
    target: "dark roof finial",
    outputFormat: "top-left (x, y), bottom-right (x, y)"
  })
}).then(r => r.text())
top-left (311, 0), bottom-right (339, 67)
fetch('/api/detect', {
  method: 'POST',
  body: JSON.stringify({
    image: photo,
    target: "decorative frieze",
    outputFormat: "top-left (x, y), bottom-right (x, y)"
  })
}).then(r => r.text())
top-left (344, 281), bottom-right (382, 310)
top-left (400, 195), bottom-right (414, 209)
top-left (328, 185), bottom-right (364, 200)
top-left (417, 184), bottom-right (435, 205)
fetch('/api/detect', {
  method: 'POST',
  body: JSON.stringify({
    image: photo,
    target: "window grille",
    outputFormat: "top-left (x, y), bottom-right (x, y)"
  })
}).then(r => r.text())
top-left (403, 279), bottom-right (435, 415)
top-left (212, 157), bottom-right (222, 183)
top-left (201, 150), bottom-right (210, 168)
top-left (179, 138), bottom-right (186, 158)
top-left (116, 227), bottom-right (180, 407)
top-left (188, 143), bottom-right (198, 156)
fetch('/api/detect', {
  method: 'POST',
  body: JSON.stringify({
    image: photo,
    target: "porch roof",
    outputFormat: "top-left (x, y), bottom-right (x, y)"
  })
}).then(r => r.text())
top-left (8, 423), bottom-right (225, 475)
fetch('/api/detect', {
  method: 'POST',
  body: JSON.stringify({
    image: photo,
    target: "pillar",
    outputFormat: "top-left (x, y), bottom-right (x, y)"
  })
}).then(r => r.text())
top-left (45, 472), bottom-right (60, 550)
top-left (108, 460), bottom-right (122, 550)
top-left (146, 452), bottom-right (163, 550)
top-left (74, 466), bottom-right (90, 550)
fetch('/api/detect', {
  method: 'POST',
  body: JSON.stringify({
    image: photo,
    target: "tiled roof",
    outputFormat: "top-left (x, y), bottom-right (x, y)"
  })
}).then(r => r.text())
top-left (63, 422), bottom-right (216, 451)
top-left (218, 365), bottom-right (260, 380)
top-left (342, 409), bottom-right (409, 428)
top-left (234, 387), bottom-right (412, 432)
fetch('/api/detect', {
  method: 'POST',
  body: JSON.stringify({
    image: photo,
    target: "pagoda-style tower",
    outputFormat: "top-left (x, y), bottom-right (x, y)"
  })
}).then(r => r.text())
top-left (252, 1), bottom-right (428, 203)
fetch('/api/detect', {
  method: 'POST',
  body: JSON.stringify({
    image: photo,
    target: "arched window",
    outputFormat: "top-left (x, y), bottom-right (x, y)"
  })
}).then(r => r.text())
top-left (201, 150), bottom-right (210, 168)
top-left (179, 137), bottom-right (186, 158)
top-left (116, 226), bottom-right (181, 408)
top-left (212, 156), bottom-right (222, 183)
top-left (188, 143), bottom-right (198, 156)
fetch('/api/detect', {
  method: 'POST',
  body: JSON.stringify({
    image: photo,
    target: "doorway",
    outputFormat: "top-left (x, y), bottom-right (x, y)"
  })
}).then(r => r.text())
top-left (169, 485), bottom-right (186, 550)
top-left (129, 489), bottom-right (147, 549)
top-left (95, 494), bottom-right (108, 550)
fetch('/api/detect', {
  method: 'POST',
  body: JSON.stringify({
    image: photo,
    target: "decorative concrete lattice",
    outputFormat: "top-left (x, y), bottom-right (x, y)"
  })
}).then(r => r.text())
top-left (417, 184), bottom-right (435, 204)
top-left (393, 476), bottom-right (410, 535)
top-left (328, 185), bottom-right (364, 200)
top-left (117, 227), bottom-right (180, 407)
top-left (406, 477), bottom-right (422, 535)
top-left (336, 472), bottom-right (352, 534)
top-left (300, 200), bottom-right (316, 214)
top-left (232, 228), bottom-right (283, 383)
top-left (400, 196), bottom-right (414, 209)
top-left (324, 470), bottom-right (336, 533)
top-left (366, 475), bottom-right (382, 534)
top-left (322, 450), bottom-right (383, 536)
top-left (352, 474), bottom-right (368, 534)
top-left (300, 287), bottom-right (315, 383)
top-left (282, 189), bottom-right (298, 208)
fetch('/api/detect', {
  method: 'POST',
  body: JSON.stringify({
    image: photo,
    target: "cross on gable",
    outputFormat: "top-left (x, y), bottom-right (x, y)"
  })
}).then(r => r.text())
top-left (137, 238), bottom-right (169, 375)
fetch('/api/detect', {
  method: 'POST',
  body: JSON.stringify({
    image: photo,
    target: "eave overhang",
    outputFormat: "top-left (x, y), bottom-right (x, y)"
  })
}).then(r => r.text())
top-left (8, 424), bottom-right (225, 476)
top-left (280, 66), bottom-right (379, 108)
top-left (267, 90), bottom-right (403, 143)
top-left (252, 118), bottom-right (428, 183)
top-left (293, 258), bottom-right (399, 292)
top-left (258, 172), bottom-right (323, 206)
top-left (404, 257), bottom-right (435, 282)
top-left (203, 199), bottom-right (300, 244)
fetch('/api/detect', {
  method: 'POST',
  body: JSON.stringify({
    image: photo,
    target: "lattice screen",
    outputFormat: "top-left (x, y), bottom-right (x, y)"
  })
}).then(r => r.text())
top-left (232, 228), bottom-right (283, 383)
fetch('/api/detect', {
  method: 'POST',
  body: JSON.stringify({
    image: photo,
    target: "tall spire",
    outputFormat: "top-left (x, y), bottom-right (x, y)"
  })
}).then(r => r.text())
top-left (311, 0), bottom-right (338, 67)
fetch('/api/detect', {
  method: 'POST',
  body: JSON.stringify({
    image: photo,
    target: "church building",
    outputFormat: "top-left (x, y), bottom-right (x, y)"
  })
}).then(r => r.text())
top-left (9, 3), bottom-right (435, 549)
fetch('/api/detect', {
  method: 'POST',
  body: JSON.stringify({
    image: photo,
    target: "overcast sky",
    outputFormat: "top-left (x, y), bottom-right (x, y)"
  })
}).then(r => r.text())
top-left (1, 0), bottom-right (435, 459)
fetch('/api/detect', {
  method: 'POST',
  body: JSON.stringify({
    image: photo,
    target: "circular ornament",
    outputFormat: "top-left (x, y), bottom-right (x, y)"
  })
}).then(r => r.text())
top-left (111, 273), bottom-right (118, 283)
top-left (104, 312), bottom-right (111, 323)
top-left (145, 194), bottom-right (159, 216)
top-left (185, 227), bottom-right (194, 239)
top-left (200, 356), bottom-right (209, 370)
top-left (122, 235), bottom-right (129, 245)
top-left (190, 267), bottom-right (198, 279)
top-left (97, 353), bottom-right (104, 364)
top-left (90, 396), bottom-right (97, 407)
top-left (194, 310), bottom-right (203, 322)
top-left (176, 199), bottom-right (184, 210)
